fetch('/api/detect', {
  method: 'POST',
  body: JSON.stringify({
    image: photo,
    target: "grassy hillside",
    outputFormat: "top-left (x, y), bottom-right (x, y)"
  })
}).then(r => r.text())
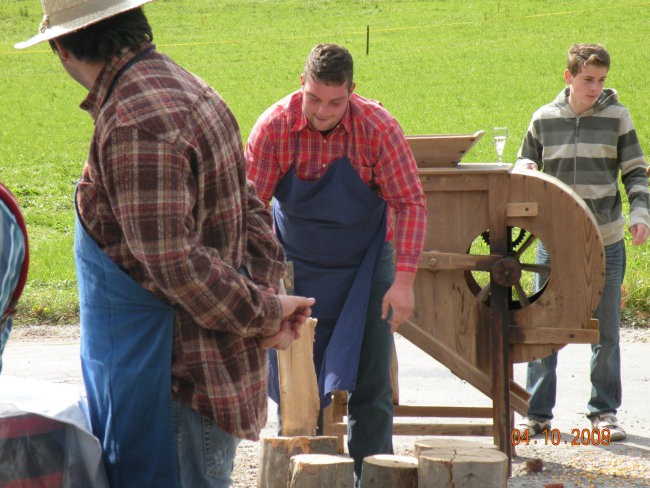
top-left (1, 0), bottom-right (648, 324)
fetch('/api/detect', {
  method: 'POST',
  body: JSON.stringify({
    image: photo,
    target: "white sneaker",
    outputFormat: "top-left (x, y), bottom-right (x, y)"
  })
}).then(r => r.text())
top-left (590, 413), bottom-right (626, 441)
top-left (514, 417), bottom-right (551, 437)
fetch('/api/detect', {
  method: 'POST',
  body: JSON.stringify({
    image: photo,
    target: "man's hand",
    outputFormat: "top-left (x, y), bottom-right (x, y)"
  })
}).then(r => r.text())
top-left (514, 159), bottom-right (538, 171)
top-left (259, 295), bottom-right (315, 350)
top-left (259, 320), bottom-right (296, 350)
top-left (630, 223), bottom-right (650, 246)
top-left (381, 271), bottom-right (416, 333)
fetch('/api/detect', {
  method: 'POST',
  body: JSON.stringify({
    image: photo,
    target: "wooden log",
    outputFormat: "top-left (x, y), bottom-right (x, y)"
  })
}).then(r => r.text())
top-left (414, 437), bottom-right (498, 456)
top-left (277, 317), bottom-right (319, 436)
top-left (360, 454), bottom-right (418, 488)
top-left (289, 454), bottom-right (354, 488)
top-left (257, 436), bottom-right (339, 488)
top-left (418, 448), bottom-right (508, 488)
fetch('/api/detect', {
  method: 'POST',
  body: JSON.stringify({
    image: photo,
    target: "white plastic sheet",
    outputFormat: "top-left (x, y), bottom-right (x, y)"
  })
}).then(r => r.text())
top-left (0, 376), bottom-right (108, 487)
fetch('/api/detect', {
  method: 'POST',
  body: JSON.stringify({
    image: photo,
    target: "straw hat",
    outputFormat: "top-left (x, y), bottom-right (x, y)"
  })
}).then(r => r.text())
top-left (15, 0), bottom-right (155, 49)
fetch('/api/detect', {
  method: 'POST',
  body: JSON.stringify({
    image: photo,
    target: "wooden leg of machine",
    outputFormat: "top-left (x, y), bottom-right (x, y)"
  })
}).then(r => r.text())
top-left (488, 174), bottom-right (512, 473)
top-left (322, 391), bottom-right (348, 453)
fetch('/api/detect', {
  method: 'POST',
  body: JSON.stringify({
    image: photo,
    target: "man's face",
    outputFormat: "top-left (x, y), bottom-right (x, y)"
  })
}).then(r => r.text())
top-left (564, 64), bottom-right (608, 115)
top-left (301, 74), bottom-right (354, 132)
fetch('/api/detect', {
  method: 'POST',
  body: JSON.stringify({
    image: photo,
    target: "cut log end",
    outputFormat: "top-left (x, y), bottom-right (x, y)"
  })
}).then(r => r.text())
top-left (360, 454), bottom-right (418, 488)
top-left (289, 454), bottom-right (354, 488)
top-left (418, 448), bottom-right (508, 488)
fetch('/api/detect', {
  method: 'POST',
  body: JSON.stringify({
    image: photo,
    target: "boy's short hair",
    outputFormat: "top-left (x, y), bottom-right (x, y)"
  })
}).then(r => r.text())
top-left (304, 43), bottom-right (354, 87)
top-left (567, 43), bottom-right (610, 76)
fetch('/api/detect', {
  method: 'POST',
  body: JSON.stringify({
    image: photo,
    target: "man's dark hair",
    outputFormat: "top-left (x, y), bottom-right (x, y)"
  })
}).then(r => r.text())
top-left (49, 8), bottom-right (152, 62)
top-left (304, 43), bottom-right (354, 87)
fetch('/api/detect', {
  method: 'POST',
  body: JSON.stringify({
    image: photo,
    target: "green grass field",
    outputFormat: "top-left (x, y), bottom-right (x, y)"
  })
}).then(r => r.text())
top-left (1, 0), bottom-right (648, 324)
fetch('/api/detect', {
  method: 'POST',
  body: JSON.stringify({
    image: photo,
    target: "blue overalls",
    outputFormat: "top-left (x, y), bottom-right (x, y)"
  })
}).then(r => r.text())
top-left (268, 128), bottom-right (395, 481)
top-left (74, 208), bottom-right (179, 487)
top-left (269, 129), bottom-right (387, 404)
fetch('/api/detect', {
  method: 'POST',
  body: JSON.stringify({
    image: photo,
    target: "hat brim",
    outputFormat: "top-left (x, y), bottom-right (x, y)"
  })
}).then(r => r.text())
top-left (15, 0), bottom-right (155, 50)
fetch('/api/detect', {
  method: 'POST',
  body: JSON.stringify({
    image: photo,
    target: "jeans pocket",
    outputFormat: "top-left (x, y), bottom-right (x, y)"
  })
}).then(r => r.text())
top-left (202, 416), bottom-right (239, 480)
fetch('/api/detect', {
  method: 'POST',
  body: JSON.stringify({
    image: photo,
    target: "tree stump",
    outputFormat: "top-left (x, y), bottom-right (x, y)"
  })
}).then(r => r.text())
top-left (414, 437), bottom-right (498, 456)
top-left (289, 454), bottom-right (354, 488)
top-left (360, 454), bottom-right (418, 488)
top-left (418, 448), bottom-right (508, 488)
top-left (257, 435), bottom-right (339, 488)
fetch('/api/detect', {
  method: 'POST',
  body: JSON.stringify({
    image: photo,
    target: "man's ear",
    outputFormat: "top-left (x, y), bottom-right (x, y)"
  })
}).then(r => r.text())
top-left (563, 69), bottom-right (573, 85)
top-left (349, 82), bottom-right (356, 94)
top-left (52, 39), bottom-right (70, 62)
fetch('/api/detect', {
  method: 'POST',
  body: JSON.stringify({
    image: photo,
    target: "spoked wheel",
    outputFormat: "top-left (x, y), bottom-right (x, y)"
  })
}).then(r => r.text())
top-left (466, 227), bottom-right (550, 309)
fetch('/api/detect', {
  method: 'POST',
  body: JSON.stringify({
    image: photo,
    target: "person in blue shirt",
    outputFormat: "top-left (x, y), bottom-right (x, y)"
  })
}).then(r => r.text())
top-left (0, 183), bottom-right (28, 373)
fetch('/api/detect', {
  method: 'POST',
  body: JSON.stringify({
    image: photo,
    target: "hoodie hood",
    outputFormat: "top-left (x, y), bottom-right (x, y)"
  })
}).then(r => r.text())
top-left (554, 87), bottom-right (618, 117)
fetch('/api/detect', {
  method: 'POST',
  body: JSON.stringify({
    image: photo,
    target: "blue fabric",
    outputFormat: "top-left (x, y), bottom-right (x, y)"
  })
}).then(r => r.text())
top-left (526, 239), bottom-right (625, 420)
top-left (172, 397), bottom-right (240, 488)
top-left (74, 213), bottom-right (179, 487)
top-left (268, 153), bottom-right (387, 408)
top-left (0, 200), bottom-right (26, 374)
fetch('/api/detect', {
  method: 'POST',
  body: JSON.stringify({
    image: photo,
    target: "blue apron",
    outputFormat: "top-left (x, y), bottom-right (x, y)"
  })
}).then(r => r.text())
top-left (269, 129), bottom-right (387, 407)
top-left (74, 206), bottom-right (179, 487)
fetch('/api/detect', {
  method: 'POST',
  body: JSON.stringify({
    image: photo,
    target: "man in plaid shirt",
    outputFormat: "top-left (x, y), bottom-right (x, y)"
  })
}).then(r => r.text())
top-left (246, 43), bottom-right (427, 485)
top-left (16, 2), bottom-right (314, 487)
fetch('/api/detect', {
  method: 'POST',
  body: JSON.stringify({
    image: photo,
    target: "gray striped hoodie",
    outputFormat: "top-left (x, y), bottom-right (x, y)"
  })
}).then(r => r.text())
top-left (516, 87), bottom-right (650, 245)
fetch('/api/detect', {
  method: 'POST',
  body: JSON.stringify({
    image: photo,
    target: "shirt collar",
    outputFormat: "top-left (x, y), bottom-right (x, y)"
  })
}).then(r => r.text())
top-left (80, 42), bottom-right (155, 120)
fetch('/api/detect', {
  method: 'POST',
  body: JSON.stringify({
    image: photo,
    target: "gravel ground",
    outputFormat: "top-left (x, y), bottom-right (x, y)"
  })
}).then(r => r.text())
top-left (232, 327), bottom-right (650, 488)
top-left (7, 324), bottom-right (650, 487)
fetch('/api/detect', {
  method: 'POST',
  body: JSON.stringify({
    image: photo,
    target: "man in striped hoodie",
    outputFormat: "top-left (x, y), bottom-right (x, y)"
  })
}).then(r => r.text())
top-left (515, 43), bottom-right (650, 441)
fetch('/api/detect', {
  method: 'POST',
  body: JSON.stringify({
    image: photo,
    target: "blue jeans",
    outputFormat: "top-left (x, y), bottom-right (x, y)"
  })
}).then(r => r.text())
top-left (526, 240), bottom-right (625, 421)
top-left (347, 243), bottom-right (395, 483)
top-left (172, 398), bottom-right (240, 488)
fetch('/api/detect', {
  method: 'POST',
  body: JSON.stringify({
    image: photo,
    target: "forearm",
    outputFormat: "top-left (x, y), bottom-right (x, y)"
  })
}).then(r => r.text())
top-left (392, 203), bottom-right (427, 273)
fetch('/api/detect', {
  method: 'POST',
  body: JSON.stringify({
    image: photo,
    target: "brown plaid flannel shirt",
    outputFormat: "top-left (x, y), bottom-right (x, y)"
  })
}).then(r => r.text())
top-left (77, 43), bottom-right (285, 440)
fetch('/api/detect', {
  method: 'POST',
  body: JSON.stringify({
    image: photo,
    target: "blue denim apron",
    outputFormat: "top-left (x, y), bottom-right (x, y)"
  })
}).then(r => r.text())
top-left (74, 207), bottom-right (179, 487)
top-left (269, 130), bottom-right (387, 407)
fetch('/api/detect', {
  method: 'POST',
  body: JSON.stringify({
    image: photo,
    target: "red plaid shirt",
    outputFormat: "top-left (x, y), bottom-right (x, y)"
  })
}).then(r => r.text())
top-left (245, 90), bottom-right (426, 272)
top-left (77, 43), bottom-right (285, 440)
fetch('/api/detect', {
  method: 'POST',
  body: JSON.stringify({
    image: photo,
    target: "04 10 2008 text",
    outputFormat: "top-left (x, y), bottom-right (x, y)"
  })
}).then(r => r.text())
top-left (511, 427), bottom-right (611, 446)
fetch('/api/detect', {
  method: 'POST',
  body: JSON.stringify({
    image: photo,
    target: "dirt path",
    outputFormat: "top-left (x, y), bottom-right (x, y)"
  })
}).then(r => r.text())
top-left (4, 324), bottom-right (650, 487)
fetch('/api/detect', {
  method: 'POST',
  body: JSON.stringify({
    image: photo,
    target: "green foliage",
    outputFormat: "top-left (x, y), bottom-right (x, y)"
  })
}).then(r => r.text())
top-left (1, 0), bottom-right (648, 324)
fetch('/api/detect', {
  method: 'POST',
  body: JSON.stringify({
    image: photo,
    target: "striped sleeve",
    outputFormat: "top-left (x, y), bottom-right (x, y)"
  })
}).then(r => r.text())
top-left (618, 111), bottom-right (650, 229)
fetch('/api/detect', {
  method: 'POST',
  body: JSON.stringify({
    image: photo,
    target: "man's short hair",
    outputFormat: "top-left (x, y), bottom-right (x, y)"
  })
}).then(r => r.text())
top-left (49, 8), bottom-right (152, 63)
top-left (567, 43), bottom-right (610, 76)
top-left (304, 43), bottom-right (353, 87)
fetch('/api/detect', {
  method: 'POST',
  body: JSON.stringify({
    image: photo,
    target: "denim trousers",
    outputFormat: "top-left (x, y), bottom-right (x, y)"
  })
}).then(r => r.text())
top-left (347, 243), bottom-right (395, 483)
top-left (172, 397), bottom-right (241, 488)
top-left (526, 239), bottom-right (626, 421)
